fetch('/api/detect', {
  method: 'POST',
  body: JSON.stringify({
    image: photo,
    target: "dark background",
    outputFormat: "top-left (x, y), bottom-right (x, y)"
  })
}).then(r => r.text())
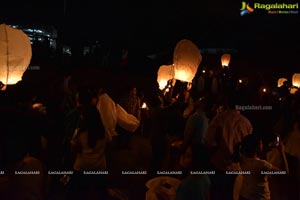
top-left (0, 0), bottom-right (299, 73)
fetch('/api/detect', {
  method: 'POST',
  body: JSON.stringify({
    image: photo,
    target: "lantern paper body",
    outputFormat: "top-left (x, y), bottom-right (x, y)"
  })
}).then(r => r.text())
top-left (277, 78), bottom-right (288, 88)
top-left (157, 65), bottom-right (175, 90)
top-left (292, 73), bottom-right (300, 88)
top-left (0, 24), bottom-right (32, 85)
top-left (290, 88), bottom-right (298, 94)
top-left (221, 53), bottom-right (231, 68)
top-left (173, 39), bottom-right (202, 83)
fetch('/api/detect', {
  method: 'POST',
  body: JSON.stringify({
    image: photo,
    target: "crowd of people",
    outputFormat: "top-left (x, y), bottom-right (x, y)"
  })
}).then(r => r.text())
top-left (0, 67), bottom-right (300, 200)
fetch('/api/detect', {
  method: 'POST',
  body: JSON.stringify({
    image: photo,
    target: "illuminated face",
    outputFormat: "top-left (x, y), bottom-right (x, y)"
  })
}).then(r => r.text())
top-left (217, 106), bottom-right (224, 114)
top-left (130, 87), bottom-right (137, 96)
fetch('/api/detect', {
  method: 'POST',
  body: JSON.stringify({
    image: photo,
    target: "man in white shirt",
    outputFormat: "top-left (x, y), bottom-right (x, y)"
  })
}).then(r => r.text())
top-left (204, 97), bottom-right (252, 200)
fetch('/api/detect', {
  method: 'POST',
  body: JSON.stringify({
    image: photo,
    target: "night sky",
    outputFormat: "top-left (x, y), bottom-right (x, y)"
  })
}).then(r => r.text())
top-left (1, 0), bottom-right (300, 68)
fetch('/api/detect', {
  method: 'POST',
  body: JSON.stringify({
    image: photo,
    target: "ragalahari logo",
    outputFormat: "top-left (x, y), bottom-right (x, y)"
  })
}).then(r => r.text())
top-left (240, 2), bottom-right (255, 16)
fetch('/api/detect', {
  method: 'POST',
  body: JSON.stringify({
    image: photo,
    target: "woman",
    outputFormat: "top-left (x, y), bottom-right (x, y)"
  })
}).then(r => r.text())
top-left (68, 89), bottom-right (108, 200)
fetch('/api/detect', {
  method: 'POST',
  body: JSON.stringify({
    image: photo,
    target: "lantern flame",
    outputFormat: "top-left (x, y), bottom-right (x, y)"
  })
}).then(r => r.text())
top-left (141, 102), bottom-right (147, 109)
top-left (158, 80), bottom-right (168, 90)
top-left (174, 70), bottom-right (191, 83)
top-left (7, 75), bottom-right (22, 85)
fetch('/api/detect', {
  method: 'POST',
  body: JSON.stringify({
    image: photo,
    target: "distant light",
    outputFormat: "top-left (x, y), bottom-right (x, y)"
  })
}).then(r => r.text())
top-left (239, 79), bottom-right (242, 83)
top-left (221, 53), bottom-right (231, 68)
top-left (141, 102), bottom-right (148, 109)
top-left (263, 88), bottom-right (267, 93)
top-left (279, 98), bottom-right (282, 101)
top-left (25, 29), bottom-right (33, 32)
top-left (168, 85), bottom-right (171, 88)
top-left (166, 88), bottom-right (170, 92)
top-left (202, 70), bottom-right (206, 73)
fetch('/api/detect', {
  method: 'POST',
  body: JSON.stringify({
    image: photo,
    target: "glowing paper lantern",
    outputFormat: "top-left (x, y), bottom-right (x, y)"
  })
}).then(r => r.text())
top-left (277, 78), bottom-right (288, 87)
top-left (157, 65), bottom-right (175, 90)
top-left (290, 88), bottom-right (298, 94)
top-left (221, 53), bottom-right (231, 68)
top-left (173, 39), bottom-right (202, 83)
top-left (0, 24), bottom-right (32, 86)
top-left (292, 73), bottom-right (300, 88)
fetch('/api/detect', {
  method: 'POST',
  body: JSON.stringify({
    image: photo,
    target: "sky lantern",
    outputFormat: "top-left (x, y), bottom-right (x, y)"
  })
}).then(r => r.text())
top-left (277, 78), bottom-right (288, 87)
top-left (221, 53), bottom-right (231, 68)
top-left (157, 65), bottom-right (175, 90)
top-left (173, 39), bottom-right (202, 83)
top-left (0, 24), bottom-right (32, 90)
top-left (290, 88), bottom-right (298, 94)
top-left (292, 73), bottom-right (300, 88)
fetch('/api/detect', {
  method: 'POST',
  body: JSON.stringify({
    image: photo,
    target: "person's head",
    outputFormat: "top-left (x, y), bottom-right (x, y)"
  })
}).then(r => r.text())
top-left (78, 89), bottom-right (99, 106)
top-left (148, 94), bottom-right (163, 108)
top-left (241, 134), bottom-right (263, 158)
top-left (90, 91), bottom-right (99, 106)
top-left (79, 108), bottom-right (105, 149)
top-left (216, 105), bottom-right (225, 115)
top-left (129, 87), bottom-right (137, 96)
top-left (193, 97), bottom-right (206, 112)
top-left (226, 93), bottom-right (240, 110)
top-left (12, 82), bottom-right (36, 109)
